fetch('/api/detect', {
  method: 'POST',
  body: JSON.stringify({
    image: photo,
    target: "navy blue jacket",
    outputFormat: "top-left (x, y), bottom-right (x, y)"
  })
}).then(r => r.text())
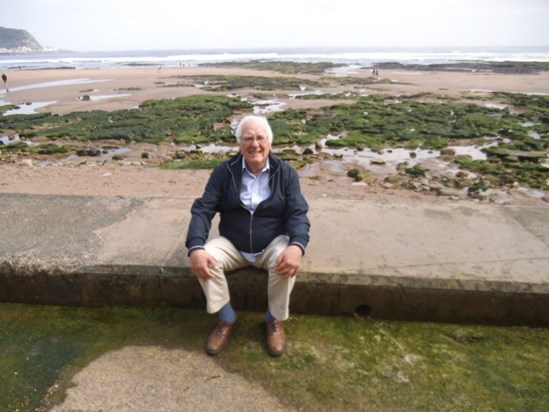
top-left (186, 152), bottom-right (310, 255)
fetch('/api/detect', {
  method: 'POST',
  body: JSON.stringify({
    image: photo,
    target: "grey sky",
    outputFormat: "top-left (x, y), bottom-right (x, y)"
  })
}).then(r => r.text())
top-left (1, 0), bottom-right (548, 51)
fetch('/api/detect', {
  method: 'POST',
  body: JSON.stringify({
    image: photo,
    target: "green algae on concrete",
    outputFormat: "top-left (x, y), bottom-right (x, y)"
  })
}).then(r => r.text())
top-left (0, 304), bottom-right (548, 411)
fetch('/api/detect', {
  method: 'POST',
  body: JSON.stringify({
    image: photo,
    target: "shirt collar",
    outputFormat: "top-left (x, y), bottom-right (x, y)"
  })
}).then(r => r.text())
top-left (241, 156), bottom-right (270, 174)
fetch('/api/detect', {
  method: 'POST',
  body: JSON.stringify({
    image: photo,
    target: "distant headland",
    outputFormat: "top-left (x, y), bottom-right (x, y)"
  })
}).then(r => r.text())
top-left (0, 26), bottom-right (48, 54)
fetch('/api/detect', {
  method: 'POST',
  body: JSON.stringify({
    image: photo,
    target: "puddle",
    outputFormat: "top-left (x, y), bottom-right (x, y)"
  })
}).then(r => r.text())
top-left (0, 134), bottom-right (33, 146)
top-left (484, 103), bottom-right (508, 110)
top-left (288, 90), bottom-right (325, 99)
top-left (527, 131), bottom-right (541, 140)
top-left (446, 145), bottom-right (488, 160)
top-left (319, 146), bottom-right (439, 174)
top-left (3, 101), bottom-right (57, 115)
top-left (59, 147), bottom-right (132, 165)
top-left (162, 135), bottom-right (497, 177)
top-left (88, 94), bottom-right (131, 101)
top-left (6, 79), bottom-right (109, 93)
top-left (253, 100), bottom-right (286, 114)
top-left (196, 143), bottom-right (236, 154)
top-left (326, 64), bottom-right (363, 76)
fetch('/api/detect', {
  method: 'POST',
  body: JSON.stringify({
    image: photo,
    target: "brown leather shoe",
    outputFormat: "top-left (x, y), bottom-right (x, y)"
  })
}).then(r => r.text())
top-left (206, 320), bottom-right (238, 356)
top-left (266, 320), bottom-right (286, 356)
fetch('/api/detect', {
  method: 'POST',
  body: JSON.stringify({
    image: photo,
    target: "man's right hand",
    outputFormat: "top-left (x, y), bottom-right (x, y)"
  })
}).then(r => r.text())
top-left (189, 249), bottom-right (218, 280)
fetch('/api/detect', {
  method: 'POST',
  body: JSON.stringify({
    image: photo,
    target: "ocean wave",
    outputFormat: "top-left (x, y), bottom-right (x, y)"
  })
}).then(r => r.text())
top-left (2, 47), bottom-right (549, 70)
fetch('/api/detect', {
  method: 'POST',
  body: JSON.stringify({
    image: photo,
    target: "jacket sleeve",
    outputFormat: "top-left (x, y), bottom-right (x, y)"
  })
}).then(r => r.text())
top-left (185, 165), bottom-right (225, 254)
top-left (283, 167), bottom-right (310, 254)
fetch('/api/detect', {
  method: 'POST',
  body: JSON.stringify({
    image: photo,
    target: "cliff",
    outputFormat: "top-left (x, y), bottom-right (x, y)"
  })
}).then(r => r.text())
top-left (0, 26), bottom-right (44, 53)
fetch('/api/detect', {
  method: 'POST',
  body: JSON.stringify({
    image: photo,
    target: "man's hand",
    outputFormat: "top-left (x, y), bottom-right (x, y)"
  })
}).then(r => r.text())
top-left (275, 245), bottom-right (302, 277)
top-left (189, 249), bottom-right (218, 280)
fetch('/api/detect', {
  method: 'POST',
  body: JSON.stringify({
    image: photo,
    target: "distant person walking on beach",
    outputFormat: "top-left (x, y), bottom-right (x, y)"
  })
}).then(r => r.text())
top-left (186, 115), bottom-right (310, 357)
top-left (1, 72), bottom-right (8, 92)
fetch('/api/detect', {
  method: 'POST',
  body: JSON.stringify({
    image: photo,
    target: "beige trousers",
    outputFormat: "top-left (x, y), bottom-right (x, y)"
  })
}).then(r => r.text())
top-left (198, 235), bottom-right (295, 321)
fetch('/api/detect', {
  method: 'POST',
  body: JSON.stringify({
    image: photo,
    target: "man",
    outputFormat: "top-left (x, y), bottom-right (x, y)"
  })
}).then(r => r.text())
top-left (1, 73), bottom-right (8, 92)
top-left (186, 115), bottom-right (310, 356)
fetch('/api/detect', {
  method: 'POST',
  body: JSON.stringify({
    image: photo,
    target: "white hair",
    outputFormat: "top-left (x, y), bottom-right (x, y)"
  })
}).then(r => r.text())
top-left (234, 115), bottom-right (273, 144)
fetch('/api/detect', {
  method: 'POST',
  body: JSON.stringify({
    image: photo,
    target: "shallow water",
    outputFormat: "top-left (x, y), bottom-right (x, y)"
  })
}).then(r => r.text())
top-left (3, 101), bottom-right (57, 115)
top-left (253, 99), bottom-right (286, 115)
top-left (88, 93), bottom-right (131, 101)
top-left (0, 134), bottom-right (33, 146)
top-left (6, 78), bottom-right (108, 93)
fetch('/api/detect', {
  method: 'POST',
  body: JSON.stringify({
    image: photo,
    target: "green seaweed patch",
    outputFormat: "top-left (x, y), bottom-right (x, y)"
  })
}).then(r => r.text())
top-left (199, 61), bottom-right (343, 74)
top-left (374, 60), bottom-right (549, 74)
top-left (163, 75), bottom-right (326, 91)
top-left (0, 95), bottom-right (252, 144)
top-left (267, 96), bottom-right (520, 150)
top-left (294, 93), bottom-right (360, 100)
top-left (326, 76), bottom-right (408, 86)
top-left (456, 158), bottom-right (549, 189)
top-left (347, 168), bottom-right (363, 181)
top-left (3, 141), bottom-right (72, 156)
top-left (492, 92), bottom-right (549, 117)
top-left (405, 164), bottom-right (428, 177)
top-left (160, 158), bottom-right (224, 170)
top-left (0, 141), bottom-right (30, 151)
top-left (35, 143), bottom-right (72, 155)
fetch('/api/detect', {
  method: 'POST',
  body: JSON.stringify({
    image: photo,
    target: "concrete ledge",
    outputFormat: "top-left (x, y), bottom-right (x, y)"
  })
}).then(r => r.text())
top-left (1, 193), bottom-right (548, 326)
top-left (1, 264), bottom-right (547, 326)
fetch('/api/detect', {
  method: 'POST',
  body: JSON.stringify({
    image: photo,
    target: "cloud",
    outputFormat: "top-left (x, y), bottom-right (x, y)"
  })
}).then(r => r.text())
top-left (1, 0), bottom-right (547, 50)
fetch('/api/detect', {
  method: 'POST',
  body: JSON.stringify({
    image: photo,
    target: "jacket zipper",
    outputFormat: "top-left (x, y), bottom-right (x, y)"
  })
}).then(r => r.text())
top-left (249, 212), bottom-right (254, 252)
top-left (227, 155), bottom-right (280, 253)
top-left (228, 161), bottom-right (255, 251)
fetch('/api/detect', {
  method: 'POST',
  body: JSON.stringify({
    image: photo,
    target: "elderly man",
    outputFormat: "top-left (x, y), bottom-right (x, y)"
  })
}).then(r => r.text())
top-left (186, 115), bottom-right (310, 356)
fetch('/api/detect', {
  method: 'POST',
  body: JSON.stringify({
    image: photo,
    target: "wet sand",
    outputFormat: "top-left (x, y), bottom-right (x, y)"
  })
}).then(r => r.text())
top-left (1, 66), bottom-right (548, 115)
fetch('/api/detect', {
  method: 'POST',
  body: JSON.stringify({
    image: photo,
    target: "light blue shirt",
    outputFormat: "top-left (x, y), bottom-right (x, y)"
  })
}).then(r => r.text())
top-left (240, 157), bottom-right (271, 262)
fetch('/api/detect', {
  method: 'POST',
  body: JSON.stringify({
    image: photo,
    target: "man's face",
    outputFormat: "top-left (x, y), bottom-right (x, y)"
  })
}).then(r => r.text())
top-left (239, 119), bottom-right (271, 173)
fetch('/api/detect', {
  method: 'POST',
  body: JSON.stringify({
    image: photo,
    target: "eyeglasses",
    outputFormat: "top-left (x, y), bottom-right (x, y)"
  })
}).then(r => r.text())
top-left (241, 136), bottom-right (269, 144)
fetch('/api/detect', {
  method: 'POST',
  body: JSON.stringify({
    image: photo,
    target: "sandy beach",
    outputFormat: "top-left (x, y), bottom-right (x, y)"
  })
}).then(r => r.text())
top-left (1, 66), bottom-right (548, 204)
top-left (3, 66), bottom-right (549, 114)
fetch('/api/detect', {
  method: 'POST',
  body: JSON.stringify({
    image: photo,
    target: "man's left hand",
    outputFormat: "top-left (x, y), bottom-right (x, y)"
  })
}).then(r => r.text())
top-left (275, 245), bottom-right (302, 277)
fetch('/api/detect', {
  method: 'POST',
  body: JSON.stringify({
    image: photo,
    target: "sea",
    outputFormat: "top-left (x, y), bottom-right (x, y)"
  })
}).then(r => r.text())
top-left (1, 46), bottom-right (549, 71)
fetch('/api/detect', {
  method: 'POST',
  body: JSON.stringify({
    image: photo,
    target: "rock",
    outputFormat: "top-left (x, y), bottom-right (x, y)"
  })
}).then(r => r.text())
top-left (370, 158), bottom-right (386, 165)
top-left (77, 148), bottom-right (102, 157)
top-left (474, 188), bottom-right (497, 201)
top-left (441, 147), bottom-right (456, 156)
top-left (428, 182), bottom-right (445, 191)
top-left (384, 175), bottom-right (403, 185)
top-left (408, 182), bottom-right (422, 191)
top-left (437, 188), bottom-right (463, 197)
top-left (20, 159), bottom-right (34, 167)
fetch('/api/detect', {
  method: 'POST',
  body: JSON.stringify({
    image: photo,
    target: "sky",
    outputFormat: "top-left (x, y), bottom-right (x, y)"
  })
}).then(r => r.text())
top-left (1, 0), bottom-right (548, 51)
